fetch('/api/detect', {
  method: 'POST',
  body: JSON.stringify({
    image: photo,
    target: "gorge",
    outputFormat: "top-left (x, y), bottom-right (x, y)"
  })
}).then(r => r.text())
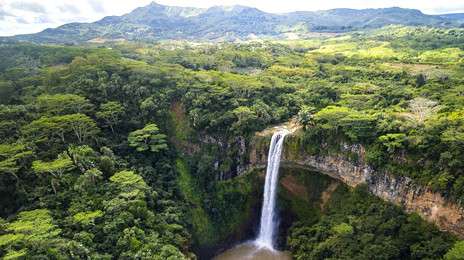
top-left (191, 123), bottom-right (464, 257)
top-left (247, 129), bottom-right (464, 237)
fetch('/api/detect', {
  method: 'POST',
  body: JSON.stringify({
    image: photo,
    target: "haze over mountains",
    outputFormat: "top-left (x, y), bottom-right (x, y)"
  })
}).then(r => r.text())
top-left (4, 2), bottom-right (464, 44)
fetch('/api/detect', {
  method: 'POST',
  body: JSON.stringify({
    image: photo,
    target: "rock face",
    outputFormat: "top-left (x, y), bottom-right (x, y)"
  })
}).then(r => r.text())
top-left (369, 174), bottom-right (464, 236)
top-left (248, 133), bottom-right (464, 237)
top-left (198, 134), bottom-right (248, 180)
top-left (192, 130), bottom-right (464, 236)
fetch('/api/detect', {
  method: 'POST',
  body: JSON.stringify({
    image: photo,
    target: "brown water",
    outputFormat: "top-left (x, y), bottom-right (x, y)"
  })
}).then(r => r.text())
top-left (214, 242), bottom-right (291, 260)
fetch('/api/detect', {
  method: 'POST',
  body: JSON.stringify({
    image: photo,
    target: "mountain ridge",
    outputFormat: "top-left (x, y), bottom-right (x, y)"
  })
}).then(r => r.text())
top-left (4, 2), bottom-right (463, 44)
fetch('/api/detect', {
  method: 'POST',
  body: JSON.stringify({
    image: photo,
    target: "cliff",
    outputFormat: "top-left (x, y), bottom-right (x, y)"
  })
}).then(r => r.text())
top-left (179, 116), bottom-right (464, 237)
top-left (248, 132), bottom-right (464, 237)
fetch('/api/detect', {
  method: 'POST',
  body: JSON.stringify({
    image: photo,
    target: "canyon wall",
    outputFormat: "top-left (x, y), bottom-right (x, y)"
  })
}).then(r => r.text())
top-left (248, 133), bottom-right (464, 237)
top-left (187, 130), bottom-right (464, 236)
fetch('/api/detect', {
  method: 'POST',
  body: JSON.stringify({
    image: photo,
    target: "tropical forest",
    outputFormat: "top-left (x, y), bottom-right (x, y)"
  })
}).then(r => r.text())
top-left (1, 2), bottom-right (464, 260)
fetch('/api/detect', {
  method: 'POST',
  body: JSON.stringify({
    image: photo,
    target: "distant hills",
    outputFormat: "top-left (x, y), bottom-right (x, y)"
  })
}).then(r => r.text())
top-left (5, 2), bottom-right (464, 44)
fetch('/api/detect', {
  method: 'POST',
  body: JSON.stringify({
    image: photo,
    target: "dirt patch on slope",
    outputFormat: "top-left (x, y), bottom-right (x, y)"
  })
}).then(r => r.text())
top-left (321, 182), bottom-right (340, 209)
top-left (170, 101), bottom-right (199, 154)
top-left (48, 63), bottom-right (69, 69)
top-left (280, 174), bottom-right (308, 201)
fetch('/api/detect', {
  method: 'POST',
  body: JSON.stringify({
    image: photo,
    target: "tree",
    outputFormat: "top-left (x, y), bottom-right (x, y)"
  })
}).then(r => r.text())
top-left (32, 152), bottom-right (74, 179)
top-left (96, 101), bottom-right (124, 132)
top-left (23, 116), bottom-right (66, 145)
top-left (80, 168), bottom-right (103, 187)
top-left (0, 82), bottom-right (14, 105)
top-left (298, 106), bottom-right (316, 130)
top-left (340, 113), bottom-right (377, 142)
top-left (0, 209), bottom-right (61, 258)
top-left (333, 222), bottom-right (354, 237)
top-left (128, 124), bottom-right (167, 152)
top-left (0, 142), bottom-right (32, 181)
top-left (407, 97), bottom-right (441, 124)
top-left (73, 210), bottom-right (103, 226)
top-left (315, 106), bottom-right (351, 132)
top-left (109, 170), bottom-right (149, 199)
top-left (415, 74), bottom-right (426, 87)
top-left (32, 152), bottom-right (75, 193)
top-left (23, 114), bottom-right (99, 144)
top-left (379, 133), bottom-right (407, 153)
top-left (66, 114), bottom-right (100, 142)
top-left (37, 94), bottom-right (92, 115)
top-left (232, 106), bottom-right (258, 134)
top-left (444, 240), bottom-right (464, 260)
top-left (68, 145), bottom-right (96, 173)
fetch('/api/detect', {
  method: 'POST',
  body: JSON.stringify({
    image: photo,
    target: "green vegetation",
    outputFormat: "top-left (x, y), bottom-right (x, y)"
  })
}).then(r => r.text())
top-left (128, 124), bottom-right (167, 152)
top-left (277, 168), bottom-right (456, 260)
top-left (288, 185), bottom-right (456, 260)
top-left (1, 23), bottom-right (464, 259)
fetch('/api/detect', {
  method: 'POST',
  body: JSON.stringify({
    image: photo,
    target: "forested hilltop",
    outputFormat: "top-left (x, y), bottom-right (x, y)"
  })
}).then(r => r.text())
top-left (1, 25), bottom-right (464, 259)
top-left (3, 2), bottom-right (464, 44)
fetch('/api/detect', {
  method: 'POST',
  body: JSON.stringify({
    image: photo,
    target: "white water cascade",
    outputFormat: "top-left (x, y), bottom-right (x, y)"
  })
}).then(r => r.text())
top-left (255, 130), bottom-right (289, 250)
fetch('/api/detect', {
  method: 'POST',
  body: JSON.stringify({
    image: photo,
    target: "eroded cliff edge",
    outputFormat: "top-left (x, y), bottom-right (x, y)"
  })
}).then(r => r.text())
top-left (248, 133), bottom-right (464, 237)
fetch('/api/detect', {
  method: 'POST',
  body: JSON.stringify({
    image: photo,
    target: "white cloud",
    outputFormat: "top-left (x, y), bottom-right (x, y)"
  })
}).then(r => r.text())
top-left (86, 0), bottom-right (105, 13)
top-left (0, 0), bottom-right (463, 36)
top-left (58, 3), bottom-right (81, 14)
top-left (0, 0), bottom-right (153, 36)
top-left (10, 1), bottom-right (46, 13)
top-left (154, 0), bottom-right (464, 14)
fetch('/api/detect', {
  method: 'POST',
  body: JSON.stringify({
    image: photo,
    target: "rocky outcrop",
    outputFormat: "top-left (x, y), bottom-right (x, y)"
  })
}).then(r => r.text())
top-left (369, 174), bottom-right (464, 236)
top-left (248, 133), bottom-right (464, 237)
top-left (198, 134), bottom-right (248, 180)
top-left (189, 128), bottom-right (464, 236)
top-left (249, 135), bottom-right (373, 187)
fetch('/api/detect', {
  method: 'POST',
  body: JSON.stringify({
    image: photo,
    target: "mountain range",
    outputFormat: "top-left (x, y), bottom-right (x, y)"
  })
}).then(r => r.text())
top-left (5, 2), bottom-right (464, 44)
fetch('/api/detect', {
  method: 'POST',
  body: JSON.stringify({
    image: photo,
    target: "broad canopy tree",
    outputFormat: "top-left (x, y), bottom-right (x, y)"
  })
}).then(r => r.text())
top-left (0, 209), bottom-right (61, 259)
top-left (23, 114), bottom-right (99, 144)
top-left (0, 142), bottom-right (32, 181)
top-left (37, 94), bottom-right (92, 115)
top-left (128, 124), bottom-right (167, 152)
top-left (95, 101), bottom-right (124, 132)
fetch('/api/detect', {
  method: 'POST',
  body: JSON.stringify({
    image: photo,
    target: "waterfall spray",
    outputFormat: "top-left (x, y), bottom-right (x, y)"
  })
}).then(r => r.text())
top-left (255, 130), bottom-right (288, 250)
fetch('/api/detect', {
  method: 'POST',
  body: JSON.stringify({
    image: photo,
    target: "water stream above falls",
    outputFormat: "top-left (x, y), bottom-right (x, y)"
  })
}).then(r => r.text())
top-left (215, 130), bottom-right (290, 259)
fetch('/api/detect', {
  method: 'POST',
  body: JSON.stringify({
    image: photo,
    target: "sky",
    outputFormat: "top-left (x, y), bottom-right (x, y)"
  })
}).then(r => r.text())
top-left (1, 0), bottom-right (464, 36)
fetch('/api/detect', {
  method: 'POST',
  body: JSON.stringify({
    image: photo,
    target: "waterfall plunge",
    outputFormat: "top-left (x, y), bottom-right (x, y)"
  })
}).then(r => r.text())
top-left (255, 130), bottom-right (289, 250)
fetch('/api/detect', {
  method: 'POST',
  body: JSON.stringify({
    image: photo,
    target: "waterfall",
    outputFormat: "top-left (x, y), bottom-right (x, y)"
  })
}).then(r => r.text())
top-left (255, 130), bottom-right (288, 250)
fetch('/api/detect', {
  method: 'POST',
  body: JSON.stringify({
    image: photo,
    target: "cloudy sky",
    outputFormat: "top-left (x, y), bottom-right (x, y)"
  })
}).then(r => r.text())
top-left (1, 0), bottom-right (464, 36)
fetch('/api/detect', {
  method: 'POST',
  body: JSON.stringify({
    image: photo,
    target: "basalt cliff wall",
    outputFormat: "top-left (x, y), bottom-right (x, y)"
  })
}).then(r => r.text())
top-left (247, 133), bottom-right (464, 237)
top-left (184, 129), bottom-right (464, 236)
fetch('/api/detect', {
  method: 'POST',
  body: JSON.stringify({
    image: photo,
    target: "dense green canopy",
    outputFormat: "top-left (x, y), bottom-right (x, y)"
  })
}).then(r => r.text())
top-left (1, 25), bottom-right (464, 259)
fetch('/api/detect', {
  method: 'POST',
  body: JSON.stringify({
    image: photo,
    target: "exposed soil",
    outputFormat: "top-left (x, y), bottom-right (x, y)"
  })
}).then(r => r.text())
top-left (87, 37), bottom-right (125, 43)
top-left (171, 101), bottom-right (189, 125)
top-left (47, 62), bottom-right (69, 69)
top-left (321, 182), bottom-right (340, 209)
top-left (280, 174), bottom-right (308, 201)
top-left (170, 101), bottom-right (199, 154)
